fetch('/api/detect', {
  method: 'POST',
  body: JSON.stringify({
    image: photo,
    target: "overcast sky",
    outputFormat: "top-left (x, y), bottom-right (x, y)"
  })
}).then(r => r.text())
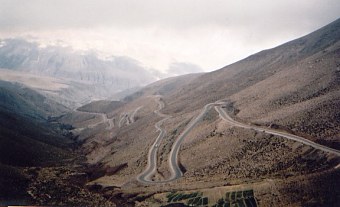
top-left (0, 0), bottom-right (339, 76)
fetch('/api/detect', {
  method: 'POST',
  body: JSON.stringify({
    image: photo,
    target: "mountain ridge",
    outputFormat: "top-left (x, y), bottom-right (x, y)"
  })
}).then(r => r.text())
top-left (0, 38), bottom-right (155, 88)
top-left (64, 18), bottom-right (340, 206)
top-left (0, 18), bottom-right (340, 206)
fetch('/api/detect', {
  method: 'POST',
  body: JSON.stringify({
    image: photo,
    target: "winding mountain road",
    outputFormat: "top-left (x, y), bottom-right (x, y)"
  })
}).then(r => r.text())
top-left (118, 106), bottom-right (143, 128)
top-left (75, 109), bottom-right (114, 130)
top-left (118, 113), bottom-right (128, 128)
top-left (215, 105), bottom-right (340, 156)
top-left (137, 96), bottom-right (171, 183)
top-left (137, 99), bottom-right (340, 184)
top-left (130, 106), bottom-right (143, 123)
top-left (166, 103), bottom-right (218, 181)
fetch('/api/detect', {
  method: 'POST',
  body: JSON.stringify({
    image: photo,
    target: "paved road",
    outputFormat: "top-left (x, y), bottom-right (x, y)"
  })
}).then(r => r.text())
top-left (137, 99), bottom-right (222, 183)
top-left (102, 113), bottom-right (114, 130)
top-left (137, 96), bottom-right (171, 183)
top-left (215, 104), bottom-right (340, 156)
top-left (167, 103), bottom-right (217, 180)
top-left (137, 99), bottom-right (340, 184)
top-left (75, 109), bottom-right (114, 130)
top-left (118, 106), bottom-right (143, 128)
top-left (130, 106), bottom-right (143, 123)
top-left (118, 113), bottom-right (128, 128)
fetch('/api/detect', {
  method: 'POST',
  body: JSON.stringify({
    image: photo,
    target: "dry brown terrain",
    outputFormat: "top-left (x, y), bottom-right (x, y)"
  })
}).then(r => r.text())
top-left (1, 19), bottom-right (339, 206)
top-left (58, 19), bottom-right (340, 206)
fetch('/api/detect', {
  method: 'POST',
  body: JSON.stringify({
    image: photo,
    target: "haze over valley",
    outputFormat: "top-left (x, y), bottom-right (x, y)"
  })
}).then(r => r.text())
top-left (0, 1), bottom-right (340, 206)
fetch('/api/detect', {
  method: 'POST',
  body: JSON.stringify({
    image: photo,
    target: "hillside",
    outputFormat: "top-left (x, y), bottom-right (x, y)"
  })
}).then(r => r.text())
top-left (0, 81), bottom-right (72, 203)
top-left (0, 81), bottom-right (118, 206)
top-left (0, 38), bottom-right (155, 88)
top-left (0, 38), bottom-right (156, 108)
top-left (78, 100), bottom-right (123, 114)
top-left (1, 18), bottom-right (340, 207)
top-left (163, 18), bottom-right (340, 148)
top-left (64, 18), bottom-right (340, 206)
top-left (0, 69), bottom-right (128, 109)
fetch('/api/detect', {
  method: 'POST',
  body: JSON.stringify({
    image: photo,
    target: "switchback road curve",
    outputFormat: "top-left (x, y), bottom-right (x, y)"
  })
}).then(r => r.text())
top-left (137, 99), bottom-right (340, 184)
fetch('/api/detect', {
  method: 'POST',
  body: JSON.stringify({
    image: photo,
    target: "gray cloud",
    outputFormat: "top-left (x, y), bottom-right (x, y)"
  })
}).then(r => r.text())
top-left (1, 0), bottom-right (339, 31)
top-left (167, 62), bottom-right (203, 76)
top-left (0, 0), bottom-right (339, 73)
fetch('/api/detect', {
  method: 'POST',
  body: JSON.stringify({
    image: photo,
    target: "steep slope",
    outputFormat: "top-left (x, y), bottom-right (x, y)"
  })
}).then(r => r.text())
top-left (163, 18), bottom-right (340, 147)
top-left (0, 38), bottom-right (155, 88)
top-left (0, 69), bottom-right (127, 109)
top-left (123, 73), bottom-right (203, 101)
top-left (78, 100), bottom-right (123, 114)
top-left (0, 38), bottom-right (156, 108)
top-left (0, 81), bottom-right (119, 206)
top-left (8, 18), bottom-right (338, 206)
top-left (0, 81), bottom-right (74, 203)
top-left (67, 19), bottom-right (340, 206)
top-left (0, 80), bottom-right (68, 118)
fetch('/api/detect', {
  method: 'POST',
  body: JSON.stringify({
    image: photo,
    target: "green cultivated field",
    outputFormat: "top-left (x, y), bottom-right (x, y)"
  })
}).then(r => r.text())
top-left (164, 189), bottom-right (257, 207)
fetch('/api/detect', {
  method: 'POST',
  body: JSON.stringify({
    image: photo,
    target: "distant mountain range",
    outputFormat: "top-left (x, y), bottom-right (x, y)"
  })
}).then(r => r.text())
top-left (0, 18), bottom-right (339, 206)
top-left (0, 38), bottom-right (155, 87)
top-left (0, 38), bottom-right (158, 108)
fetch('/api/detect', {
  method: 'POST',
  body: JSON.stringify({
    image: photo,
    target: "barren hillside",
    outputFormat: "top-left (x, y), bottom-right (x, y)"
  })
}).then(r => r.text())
top-left (62, 19), bottom-right (340, 206)
top-left (1, 18), bottom-right (340, 207)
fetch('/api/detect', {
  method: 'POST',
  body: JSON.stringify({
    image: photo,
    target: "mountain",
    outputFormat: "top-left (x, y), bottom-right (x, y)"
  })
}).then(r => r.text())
top-left (65, 19), bottom-right (340, 206)
top-left (0, 38), bottom-right (156, 108)
top-left (0, 81), bottom-right (119, 206)
top-left (0, 81), bottom-right (72, 203)
top-left (163, 18), bottom-right (340, 147)
top-left (0, 38), bottom-right (155, 87)
top-left (1, 19), bottom-right (340, 206)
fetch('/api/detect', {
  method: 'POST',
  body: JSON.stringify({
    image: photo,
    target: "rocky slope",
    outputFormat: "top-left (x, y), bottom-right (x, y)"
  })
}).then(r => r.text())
top-left (1, 18), bottom-right (340, 206)
top-left (162, 18), bottom-right (340, 148)
top-left (66, 18), bottom-right (340, 206)
top-left (0, 81), bottom-right (118, 206)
